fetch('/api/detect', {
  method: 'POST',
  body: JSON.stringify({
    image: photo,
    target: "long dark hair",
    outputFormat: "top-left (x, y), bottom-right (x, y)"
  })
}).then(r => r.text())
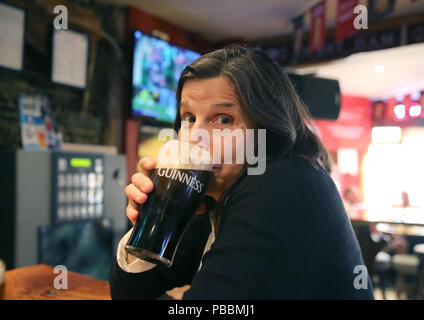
top-left (174, 44), bottom-right (331, 173)
top-left (173, 45), bottom-right (332, 231)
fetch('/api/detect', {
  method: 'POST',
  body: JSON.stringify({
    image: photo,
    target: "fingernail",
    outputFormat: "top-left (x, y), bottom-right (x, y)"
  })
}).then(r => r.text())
top-left (143, 181), bottom-right (151, 191)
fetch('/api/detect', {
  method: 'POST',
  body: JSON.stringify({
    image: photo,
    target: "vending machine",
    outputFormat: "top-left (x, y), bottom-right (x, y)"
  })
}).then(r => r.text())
top-left (0, 149), bottom-right (127, 280)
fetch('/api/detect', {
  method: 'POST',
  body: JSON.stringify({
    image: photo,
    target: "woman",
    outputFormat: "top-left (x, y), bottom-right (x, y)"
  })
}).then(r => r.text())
top-left (109, 45), bottom-right (374, 299)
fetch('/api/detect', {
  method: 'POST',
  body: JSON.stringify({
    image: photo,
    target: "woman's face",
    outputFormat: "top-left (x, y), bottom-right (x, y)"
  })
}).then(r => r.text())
top-left (178, 76), bottom-right (256, 201)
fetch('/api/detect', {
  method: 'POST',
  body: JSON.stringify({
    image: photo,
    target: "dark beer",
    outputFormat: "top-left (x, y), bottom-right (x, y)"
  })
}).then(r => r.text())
top-left (125, 141), bottom-right (212, 267)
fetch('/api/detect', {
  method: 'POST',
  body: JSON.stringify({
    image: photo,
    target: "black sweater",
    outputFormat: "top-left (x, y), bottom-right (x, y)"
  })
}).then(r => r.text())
top-left (109, 155), bottom-right (374, 299)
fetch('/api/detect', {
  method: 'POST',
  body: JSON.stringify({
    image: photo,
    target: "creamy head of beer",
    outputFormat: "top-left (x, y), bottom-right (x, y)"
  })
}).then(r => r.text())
top-left (156, 140), bottom-right (212, 171)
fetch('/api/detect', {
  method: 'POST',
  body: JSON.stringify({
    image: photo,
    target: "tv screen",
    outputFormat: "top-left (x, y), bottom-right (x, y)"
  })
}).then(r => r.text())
top-left (131, 30), bottom-right (201, 124)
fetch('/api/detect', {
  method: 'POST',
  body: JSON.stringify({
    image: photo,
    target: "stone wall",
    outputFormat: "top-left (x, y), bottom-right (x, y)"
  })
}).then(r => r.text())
top-left (0, 0), bottom-right (127, 150)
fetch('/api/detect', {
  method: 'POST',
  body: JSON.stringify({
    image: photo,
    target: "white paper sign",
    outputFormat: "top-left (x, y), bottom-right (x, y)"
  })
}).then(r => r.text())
top-left (52, 29), bottom-right (89, 88)
top-left (0, 3), bottom-right (25, 70)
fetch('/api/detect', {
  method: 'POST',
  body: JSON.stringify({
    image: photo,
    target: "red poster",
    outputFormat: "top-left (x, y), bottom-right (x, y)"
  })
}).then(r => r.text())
top-left (335, 0), bottom-right (358, 41)
top-left (312, 95), bottom-right (372, 152)
top-left (309, 1), bottom-right (326, 53)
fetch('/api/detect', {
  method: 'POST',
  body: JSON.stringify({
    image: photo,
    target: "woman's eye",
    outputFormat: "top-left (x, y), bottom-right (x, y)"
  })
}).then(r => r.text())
top-left (181, 113), bottom-right (195, 123)
top-left (216, 115), bottom-right (233, 125)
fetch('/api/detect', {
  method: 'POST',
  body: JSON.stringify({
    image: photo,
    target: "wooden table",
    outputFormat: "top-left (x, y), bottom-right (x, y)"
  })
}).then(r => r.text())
top-left (2, 264), bottom-right (111, 300)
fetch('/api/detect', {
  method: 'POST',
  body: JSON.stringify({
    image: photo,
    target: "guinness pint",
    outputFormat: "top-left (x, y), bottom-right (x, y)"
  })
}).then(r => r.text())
top-left (125, 140), bottom-right (212, 267)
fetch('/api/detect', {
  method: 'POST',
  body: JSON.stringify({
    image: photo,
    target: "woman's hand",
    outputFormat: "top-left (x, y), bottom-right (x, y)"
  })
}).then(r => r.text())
top-left (125, 155), bottom-right (208, 224)
top-left (124, 156), bottom-right (156, 225)
top-left (123, 154), bottom-right (207, 266)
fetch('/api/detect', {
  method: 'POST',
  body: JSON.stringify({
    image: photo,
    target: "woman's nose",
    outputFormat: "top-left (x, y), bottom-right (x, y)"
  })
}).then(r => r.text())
top-left (188, 121), bottom-right (211, 152)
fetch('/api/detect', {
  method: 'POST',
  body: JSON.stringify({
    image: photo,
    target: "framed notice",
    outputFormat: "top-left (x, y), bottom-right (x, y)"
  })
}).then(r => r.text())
top-left (0, 2), bottom-right (25, 71)
top-left (18, 94), bottom-right (48, 150)
top-left (19, 94), bottom-right (63, 150)
top-left (51, 29), bottom-right (89, 89)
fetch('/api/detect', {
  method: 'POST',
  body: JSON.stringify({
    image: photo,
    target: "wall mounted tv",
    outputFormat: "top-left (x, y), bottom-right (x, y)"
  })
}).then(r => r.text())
top-left (131, 30), bottom-right (201, 125)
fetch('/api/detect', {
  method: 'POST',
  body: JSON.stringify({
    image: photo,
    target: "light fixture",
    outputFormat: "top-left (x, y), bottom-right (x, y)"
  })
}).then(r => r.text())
top-left (371, 126), bottom-right (402, 143)
top-left (409, 104), bottom-right (422, 118)
top-left (374, 65), bottom-right (385, 73)
top-left (394, 104), bottom-right (406, 120)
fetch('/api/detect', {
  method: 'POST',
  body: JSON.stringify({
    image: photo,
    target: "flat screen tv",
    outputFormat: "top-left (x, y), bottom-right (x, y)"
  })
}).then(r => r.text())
top-left (131, 30), bottom-right (201, 125)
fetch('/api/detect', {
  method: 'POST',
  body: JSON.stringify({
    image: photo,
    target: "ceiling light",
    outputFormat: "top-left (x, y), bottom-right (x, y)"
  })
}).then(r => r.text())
top-left (394, 104), bottom-right (406, 120)
top-left (372, 126), bottom-right (402, 143)
top-left (374, 65), bottom-right (385, 73)
top-left (409, 104), bottom-right (422, 117)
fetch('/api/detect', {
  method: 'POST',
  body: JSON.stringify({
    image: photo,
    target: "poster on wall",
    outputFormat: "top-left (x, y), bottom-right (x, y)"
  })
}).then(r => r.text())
top-left (0, 2), bottom-right (25, 71)
top-left (312, 96), bottom-right (372, 152)
top-left (51, 29), bottom-right (89, 89)
top-left (19, 94), bottom-right (63, 150)
top-left (335, 0), bottom-right (358, 41)
top-left (309, 1), bottom-right (326, 53)
top-left (291, 15), bottom-right (304, 62)
top-left (368, 0), bottom-right (396, 23)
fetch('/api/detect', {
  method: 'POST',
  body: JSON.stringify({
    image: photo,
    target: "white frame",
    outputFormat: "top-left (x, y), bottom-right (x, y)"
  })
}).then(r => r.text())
top-left (51, 28), bottom-right (89, 89)
top-left (0, 2), bottom-right (25, 71)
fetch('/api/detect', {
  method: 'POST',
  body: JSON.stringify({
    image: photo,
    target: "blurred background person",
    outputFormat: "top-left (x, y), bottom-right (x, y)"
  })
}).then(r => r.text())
top-left (343, 185), bottom-right (362, 219)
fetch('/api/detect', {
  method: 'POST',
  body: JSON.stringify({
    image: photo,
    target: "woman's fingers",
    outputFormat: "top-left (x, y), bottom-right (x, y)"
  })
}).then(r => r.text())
top-left (124, 156), bottom-right (156, 225)
top-left (125, 182), bottom-right (148, 204)
top-left (131, 172), bottom-right (154, 194)
top-left (125, 183), bottom-right (148, 225)
top-left (139, 156), bottom-right (156, 176)
top-left (126, 199), bottom-right (139, 225)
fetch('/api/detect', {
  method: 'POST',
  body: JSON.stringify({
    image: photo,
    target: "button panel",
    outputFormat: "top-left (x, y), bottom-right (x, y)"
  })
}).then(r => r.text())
top-left (53, 154), bottom-right (105, 223)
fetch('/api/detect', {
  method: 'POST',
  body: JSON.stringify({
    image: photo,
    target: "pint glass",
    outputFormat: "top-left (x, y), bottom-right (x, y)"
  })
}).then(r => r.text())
top-left (125, 140), bottom-right (212, 267)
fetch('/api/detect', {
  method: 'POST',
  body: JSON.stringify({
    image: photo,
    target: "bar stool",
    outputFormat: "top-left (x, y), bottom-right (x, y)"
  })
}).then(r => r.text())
top-left (414, 244), bottom-right (424, 299)
top-left (392, 254), bottom-right (420, 299)
top-left (374, 251), bottom-right (392, 299)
